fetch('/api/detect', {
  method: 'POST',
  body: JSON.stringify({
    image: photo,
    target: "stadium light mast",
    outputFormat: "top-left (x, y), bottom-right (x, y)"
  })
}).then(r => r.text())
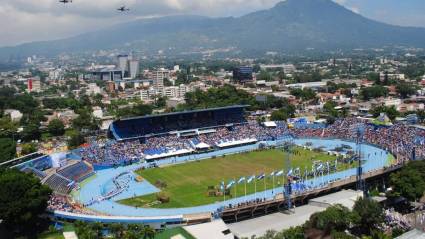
top-left (283, 136), bottom-right (294, 213)
top-left (355, 125), bottom-right (366, 196)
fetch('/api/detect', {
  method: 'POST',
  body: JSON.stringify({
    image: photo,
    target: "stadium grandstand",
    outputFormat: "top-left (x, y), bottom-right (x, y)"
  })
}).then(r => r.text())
top-left (109, 105), bottom-right (248, 140)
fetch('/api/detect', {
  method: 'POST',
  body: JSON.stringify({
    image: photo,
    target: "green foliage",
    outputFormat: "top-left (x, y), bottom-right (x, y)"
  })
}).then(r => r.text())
top-left (370, 106), bottom-right (399, 121)
top-left (396, 82), bottom-right (417, 99)
top-left (20, 142), bottom-right (37, 155)
top-left (72, 110), bottom-right (99, 131)
top-left (279, 226), bottom-right (305, 239)
top-left (351, 197), bottom-right (384, 235)
top-left (116, 103), bottom-right (153, 118)
top-left (0, 137), bottom-right (16, 163)
top-left (389, 160), bottom-right (425, 201)
top-left (326, 81), bottom-right (357, 94)
top-left (42, 97), bottom-right (81, 110)
top-left (257, 70), bottom-right (273, 82)
top-left (0, 169), bottom-right (52, 237)
top-left (21, 122), bottom-right (41, 141)
top-left (67, 131), bottom-right (85, 149)
top-left (0, 117), bottom-right (18, 138)
top-left (367, 73), bottom-right (380, 83)
top-left (290, 88), bottom-right (317, 101)
top-left (270, 107), bottom-right (294, 121)
top-left (306, 204), bottom-right (352, 234)
top-left (48, 119), bottom-right (65, 136)
top-left (360, 85), bottom-right (388, 100)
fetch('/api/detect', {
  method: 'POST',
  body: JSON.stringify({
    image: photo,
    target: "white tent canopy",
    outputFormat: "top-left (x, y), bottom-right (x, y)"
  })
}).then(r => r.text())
top-left (263, 121), bottom-right (277, 128)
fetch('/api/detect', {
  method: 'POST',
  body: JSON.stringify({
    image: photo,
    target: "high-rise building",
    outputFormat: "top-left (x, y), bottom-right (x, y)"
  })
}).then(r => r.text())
top-left (152, 69), bottom-right (169, 91)
top-left (27, 77), bottom-right (41, 92)
top-left (233, 66), bottom-right (253, 83)
top-left (129, 60), bottom-right (140, 79)
top-left (117, 55), bottom-right (129, 78)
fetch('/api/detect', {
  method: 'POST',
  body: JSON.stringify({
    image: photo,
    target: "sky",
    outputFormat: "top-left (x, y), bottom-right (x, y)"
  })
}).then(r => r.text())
top-left (1, 0), bottom-right (424, 47)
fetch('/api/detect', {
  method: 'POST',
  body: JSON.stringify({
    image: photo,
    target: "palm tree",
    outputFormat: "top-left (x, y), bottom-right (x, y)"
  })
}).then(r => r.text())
top-left (90, 222), bottom-right (104, 238)
top-left (141, 225), bottom-right (156, 239)
top-left (109, 223), bottom-right (125, 238)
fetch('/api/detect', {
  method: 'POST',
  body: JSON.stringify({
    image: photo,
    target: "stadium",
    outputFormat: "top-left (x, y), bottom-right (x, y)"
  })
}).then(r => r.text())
top-left (8, 105), bottom-right (425, 229)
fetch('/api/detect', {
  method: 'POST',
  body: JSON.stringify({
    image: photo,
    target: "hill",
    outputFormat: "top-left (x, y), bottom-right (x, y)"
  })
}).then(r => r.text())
top-left (1, 0), bottom-right (425, 60)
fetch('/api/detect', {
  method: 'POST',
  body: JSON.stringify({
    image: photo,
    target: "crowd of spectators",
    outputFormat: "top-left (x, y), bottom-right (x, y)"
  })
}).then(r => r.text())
top-left (80, 121), bottom-right (290, 165)
top-left (291, 118), bottom-right (425, 163)
top-left (79, 118), bottom-right (424, 167)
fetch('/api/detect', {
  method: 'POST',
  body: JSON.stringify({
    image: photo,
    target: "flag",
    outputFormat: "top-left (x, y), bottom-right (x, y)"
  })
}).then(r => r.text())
top-left (247, 175), bottom-right (255, 183)
top-left (237, 176), bottom-right (246, 184)
top-left (269, 171), bottom-right (276, 177)
top-left (220, 181), bottom-right (225, 191)
top-left (257, 173), bottom-right (265, 180)
top-left (276, 170), bottom-right (284, 176)
top-left (287, 169), bottom-right (293, 176)
top-left (226, 180), bottom-right (235, 189)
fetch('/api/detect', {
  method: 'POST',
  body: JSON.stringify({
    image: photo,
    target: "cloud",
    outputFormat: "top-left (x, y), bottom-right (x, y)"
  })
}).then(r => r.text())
top-left (0, 0), bottom-right (423, 47)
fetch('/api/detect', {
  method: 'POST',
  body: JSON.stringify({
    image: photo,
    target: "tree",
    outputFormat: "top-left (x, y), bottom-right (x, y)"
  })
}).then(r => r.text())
top-left (370, 106), bottom-right (399, 121)
top-left (306, 204), bottom-right (352, 235)
top-left (21, 143), bottom-right (37, 155)
top-left (0, 138), bottom-right (16, 163)
top-left (396, 83), bottom-right (417, 99)
top-left (0, 169), bottom-right (52, 237)
top-left (48, 119), bottom-right (65, 136)
top-left (270, 109), bottom-right (289, 121)
top-left (141, 225), bottom-right (156, 239)
top-left (110, 223), bottom-right (125, 239)
top-left (290, 88), bottom-right (317, 101)
top-left (351, 197), bottom-right (384, 235)
top-left (279, 226), bottom-right (304, 239)
top-left (388, 160), bottom-right (425, 201)
top-left (360, 86), bottom-right (388, 100)
top-left (67, 131), bottom-right (85, 149)
top-left (21, 122), bottom-right (41, 141)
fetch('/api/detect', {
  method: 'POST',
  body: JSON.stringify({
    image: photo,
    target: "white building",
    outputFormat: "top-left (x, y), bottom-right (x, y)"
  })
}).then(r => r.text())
top-left (87, 83), bottom-right (102, 95)
top-left (92, 106), bottom-right (103, 119)
top-left (380, 72), bottom-right (405, 82)
top-left (129, 60), bottom-right (140, 79)
top-left (117, 55), bottom-right (129, 78)
top-left (152, 69), bottom-right (169, 91)
top-left (4, 109), bottom-right (23, 122)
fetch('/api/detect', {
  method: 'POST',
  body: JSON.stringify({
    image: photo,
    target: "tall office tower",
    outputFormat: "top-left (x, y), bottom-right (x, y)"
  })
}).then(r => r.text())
top-left (117, 54), bottom-right (129, 78)
top-left (129, 60), bottom-right (140, 79)
top-left (152, 69), bottom-right (169, 91)
top-left (233, 66), bottom-right (253, 83)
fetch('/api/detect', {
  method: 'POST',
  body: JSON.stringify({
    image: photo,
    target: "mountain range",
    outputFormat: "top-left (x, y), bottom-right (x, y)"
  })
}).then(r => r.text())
top-left (2, 0), bottom-right (425, 61)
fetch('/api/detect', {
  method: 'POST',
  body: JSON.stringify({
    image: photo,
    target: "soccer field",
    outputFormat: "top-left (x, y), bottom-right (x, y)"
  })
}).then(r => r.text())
top-left (119, 148), bottom-right (341, 208)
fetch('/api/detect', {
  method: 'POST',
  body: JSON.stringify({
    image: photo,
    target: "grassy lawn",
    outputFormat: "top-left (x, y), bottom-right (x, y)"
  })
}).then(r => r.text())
top-left (155, 227), bottom-right (195, 239)
top-left (119, 147), bottom-right (342, 208)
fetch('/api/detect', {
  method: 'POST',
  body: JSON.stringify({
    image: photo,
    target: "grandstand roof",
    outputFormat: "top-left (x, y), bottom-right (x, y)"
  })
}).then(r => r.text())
top-left (117, 105), bottom-right (249, 122)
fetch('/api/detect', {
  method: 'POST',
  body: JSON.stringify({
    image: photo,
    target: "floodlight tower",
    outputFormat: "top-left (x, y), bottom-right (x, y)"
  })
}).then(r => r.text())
top-left (355, 125), bottom-right (366, 196)
top-left (283, 135), bottom-right (295, 213)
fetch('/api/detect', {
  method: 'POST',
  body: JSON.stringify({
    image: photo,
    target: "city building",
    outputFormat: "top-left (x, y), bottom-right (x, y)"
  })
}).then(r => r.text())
top-left (233, 66), bottom-right (253, 83)
top-left (117, 54), bottom-right (129, 78)
top-left (4, 109), bottom-right (23, 122)
top-left (27, 77), bottom-right (41, 92)
top-left (129, 59), bottom-right (140, 79)
top-left (152, 68), bottom-right (169, 91)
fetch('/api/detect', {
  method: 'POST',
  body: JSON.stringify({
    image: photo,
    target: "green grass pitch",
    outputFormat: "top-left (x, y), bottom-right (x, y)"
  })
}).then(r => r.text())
top-left (119, 148), bottom-right (342, 208)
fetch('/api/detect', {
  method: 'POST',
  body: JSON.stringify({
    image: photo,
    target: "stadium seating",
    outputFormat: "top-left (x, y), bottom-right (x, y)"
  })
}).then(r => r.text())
top-left (43, 173), bottom-right (74, 195)
top-left (57, 161), bottom-right (94, 182)
top-left (22, 166), bottom-right (47, 179)
top-left (110, 106), bottom-right (247, 140)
